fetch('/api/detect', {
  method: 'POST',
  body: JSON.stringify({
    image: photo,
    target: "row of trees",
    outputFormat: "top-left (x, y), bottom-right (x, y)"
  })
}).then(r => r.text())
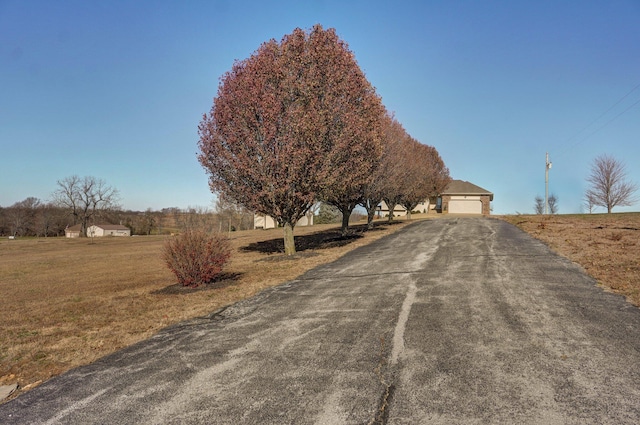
top-left (361, 115), bottom-right (450, 226)
top-left (0, 198), bottom-right (252, 238)
top-left (0, 175), bottom-right (123, 237)
top-left (1, 170), bottom-right (257, 237)
top-left (198, 25), bottom-right (450, 255)
top-left (0, 197), bottom-right (143, 237)
top-left (0, 198), bottom-right (69, 237)
top-left (534, 194), bottom-right (558, 214)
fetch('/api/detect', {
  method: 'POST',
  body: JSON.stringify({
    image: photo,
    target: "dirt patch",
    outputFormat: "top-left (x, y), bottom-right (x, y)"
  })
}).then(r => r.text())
top-left (242, 226), bottom-right (367, 254)
top-left (255, 251), bottom-right (320, 262)
top-left (152, 272), bottom-right (244, 294)
top-left (499, 213), bottom-right (640, 306)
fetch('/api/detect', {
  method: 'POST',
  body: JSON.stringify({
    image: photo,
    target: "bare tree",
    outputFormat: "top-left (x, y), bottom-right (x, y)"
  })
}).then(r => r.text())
top-left (52, 175), bottom-right (120, 236)
top-left (35, 202), bottom-right (66, 237)
top-left (141, 208), bottom-right (157, 235)
top-left (124, 208), bottom-right (158, 235)
top-left (534, 195), bottom-right (544, 214)
top-left (0, 199), bottom-right (68, 237)
top-left (547, 194), bottom-right (558, 214)
top-left (7, 197), bottom-right (41, 236)
top-left (215, 195), bottom-right (254, 232)
top-left (584, 191), bottom-right (597, 214)
top-left (176, 207), bottom-right (217, 233)
top-left (534, 194), bottom-right (557, 214)
top-left (0, 206), bottom-right (6, 236)
top-left (585, 154), bottom-right (638, 213)
top-left (548, 194), bottom-right (559, 214)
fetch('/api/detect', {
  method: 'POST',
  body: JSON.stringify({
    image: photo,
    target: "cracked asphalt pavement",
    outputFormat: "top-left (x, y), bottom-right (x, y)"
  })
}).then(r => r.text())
top-left (2, 218), bottom-right (640, 424)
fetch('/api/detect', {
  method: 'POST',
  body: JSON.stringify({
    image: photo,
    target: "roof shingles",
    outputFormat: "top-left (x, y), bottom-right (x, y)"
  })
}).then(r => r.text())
top-left (443, 180), bottom-right (493, 201)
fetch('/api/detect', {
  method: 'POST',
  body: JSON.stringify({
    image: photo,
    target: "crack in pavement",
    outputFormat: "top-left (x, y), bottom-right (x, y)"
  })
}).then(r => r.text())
top-left (370, 383), bottom-right (395, 425)
top-left (368, 337), bottom-right (394, 425)
top-left (369, 276), bottom-right (421, 424)
top-left (366, 221), bottom-right (448, 424)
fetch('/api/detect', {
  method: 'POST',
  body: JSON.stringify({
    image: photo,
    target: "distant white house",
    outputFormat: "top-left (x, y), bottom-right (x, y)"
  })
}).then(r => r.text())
top-left (254, 212), bottom-right (314, 229)
top-left (378, 200), bottom-right (432, 218)
top-left (87, 224), bottom-right (131, 237)
top-left (65, 224), bottom-right (130, 238)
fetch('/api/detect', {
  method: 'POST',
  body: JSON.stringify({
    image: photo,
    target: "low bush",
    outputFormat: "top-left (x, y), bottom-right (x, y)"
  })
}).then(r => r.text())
top-left (162, 230), bottom-right (232, 287)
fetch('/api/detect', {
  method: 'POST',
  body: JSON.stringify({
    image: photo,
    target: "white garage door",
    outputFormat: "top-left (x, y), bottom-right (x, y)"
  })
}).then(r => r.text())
top-left (449, 199), bottom-right (482, 214)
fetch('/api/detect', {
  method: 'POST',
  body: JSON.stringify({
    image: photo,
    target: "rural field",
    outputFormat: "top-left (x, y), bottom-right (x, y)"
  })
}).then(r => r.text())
top-left (1, 213), bottom-right (639, 402)
top-left (0, 218), bottom-right (411, 400)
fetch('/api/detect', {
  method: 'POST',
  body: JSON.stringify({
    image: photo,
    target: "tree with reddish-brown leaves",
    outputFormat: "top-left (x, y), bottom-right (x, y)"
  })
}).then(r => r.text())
top-left (361, 113), bottom-right (402, 227)
top-left (400, 140), bottom-right (450, 220)
top-left (198, 25), bottom-right (383, 254)
top-left (380, 119), bottom-right (414, 222)
top-left (363, 115), bottom-right (450, 223)
top-left (320, 89), bottom-right (386, 236)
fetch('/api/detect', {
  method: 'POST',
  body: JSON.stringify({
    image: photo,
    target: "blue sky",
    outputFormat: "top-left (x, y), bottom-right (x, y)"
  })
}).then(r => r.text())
top-left (1, 0), bottom-right (639, 214)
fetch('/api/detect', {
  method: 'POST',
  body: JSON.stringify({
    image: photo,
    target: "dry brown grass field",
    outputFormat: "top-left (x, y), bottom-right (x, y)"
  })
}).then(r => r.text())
top-left (500, 213), bottom-right (640, 306)
top-left (2, 213), bottom-right (639, 401)
top-left (0, 218), bottom-right (413, 400)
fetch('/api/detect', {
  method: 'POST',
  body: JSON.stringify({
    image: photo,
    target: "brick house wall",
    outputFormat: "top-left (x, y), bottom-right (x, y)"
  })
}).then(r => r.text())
top-left (480, 195), bottom-right (491, 215)
top-left (441, 195), bottom-right (451, 213)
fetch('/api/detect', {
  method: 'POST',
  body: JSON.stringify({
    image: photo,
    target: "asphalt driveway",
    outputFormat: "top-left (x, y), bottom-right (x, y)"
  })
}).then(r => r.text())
top-left (2, 218), bottom-right (640, 424)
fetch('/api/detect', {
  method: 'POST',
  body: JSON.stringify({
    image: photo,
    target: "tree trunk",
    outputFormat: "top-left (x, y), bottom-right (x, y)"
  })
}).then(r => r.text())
top-left (387, 202), bottom-right (396, 222)
top-left (361, 199), bottom-right (380, 230)
top-left (406, 210), bottom-right (412, 220)
top-left (283, 222), bottom-right (296, 255)
top-left (366, 209), bottom-right (376, 229)
top-left (340, 207), bottom-right (353, 237)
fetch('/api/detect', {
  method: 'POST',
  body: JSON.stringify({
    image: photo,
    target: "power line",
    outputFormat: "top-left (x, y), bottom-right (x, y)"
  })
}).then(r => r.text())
top-left (557, 82), bottom-right (640, 157)
top-left (577, 97), bottom-right (640, 145)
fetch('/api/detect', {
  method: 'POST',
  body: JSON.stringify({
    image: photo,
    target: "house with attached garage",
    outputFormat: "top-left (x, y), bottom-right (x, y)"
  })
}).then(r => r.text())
top-left (438, 180), bottom-right (493, 215)
top-left (377, 179), bottom-right (493, 217)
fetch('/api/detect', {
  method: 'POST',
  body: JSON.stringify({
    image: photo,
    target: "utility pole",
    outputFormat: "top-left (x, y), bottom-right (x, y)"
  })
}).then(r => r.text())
top-left (545, 152), bottom-right (552, 215)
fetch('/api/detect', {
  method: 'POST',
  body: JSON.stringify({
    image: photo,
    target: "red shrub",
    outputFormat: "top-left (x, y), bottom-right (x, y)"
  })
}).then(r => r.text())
top-left (162, 230), bottom-right (232, 287)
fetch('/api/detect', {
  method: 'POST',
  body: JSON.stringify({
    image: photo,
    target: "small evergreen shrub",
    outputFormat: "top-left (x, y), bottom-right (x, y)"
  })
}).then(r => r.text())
top-left (162, 230), bottom-right (231, 287)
